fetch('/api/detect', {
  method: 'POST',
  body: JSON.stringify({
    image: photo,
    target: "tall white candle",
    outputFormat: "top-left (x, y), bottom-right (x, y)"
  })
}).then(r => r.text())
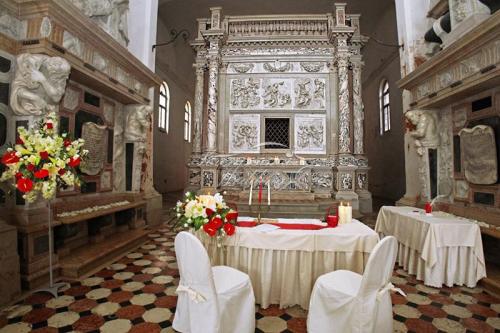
top-left (267, 181), bottom-right (271, 206)
top-left (249, 181), bottom-right (253, 205)
top-left (345, 203), bottom-right (352, 223)
top-left (338, 203), bottom-right (345, 224)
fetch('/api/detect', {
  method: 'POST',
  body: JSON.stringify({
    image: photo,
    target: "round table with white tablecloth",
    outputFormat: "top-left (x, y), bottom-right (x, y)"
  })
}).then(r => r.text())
top-left (198, 217), bottom-right (379, 309)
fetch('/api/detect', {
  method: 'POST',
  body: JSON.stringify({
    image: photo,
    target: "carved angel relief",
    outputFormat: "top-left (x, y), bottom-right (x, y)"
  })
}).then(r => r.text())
top-left (262, 81), bottom-right (291, 108)
top-left (10, 54), bottom-right (71, 116)
top-left (295, 116), bottom-right (326, 153)
top-left (229, 115), bottom-right (260, 153)
top-left (231, 78), bottom-right (260, 109)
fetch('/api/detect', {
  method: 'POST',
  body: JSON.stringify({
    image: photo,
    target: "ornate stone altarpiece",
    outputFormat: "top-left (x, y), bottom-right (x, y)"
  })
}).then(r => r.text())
top-left (187, 4), bottom-right (372, 213)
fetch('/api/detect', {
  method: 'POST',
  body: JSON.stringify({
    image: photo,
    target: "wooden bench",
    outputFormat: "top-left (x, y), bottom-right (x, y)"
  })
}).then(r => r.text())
top-left (51, 192), bottom-right (149, 279)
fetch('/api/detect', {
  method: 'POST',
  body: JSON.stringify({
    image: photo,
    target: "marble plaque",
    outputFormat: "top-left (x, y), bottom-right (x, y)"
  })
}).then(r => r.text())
top-left (80, 122), bottom-right (107, 176)
top-left (459, 125), bottom-right (497, 185)
top-left (294, 115), bottom-right (326, 154)
top-left (229, 114), bottom-right (260, 153)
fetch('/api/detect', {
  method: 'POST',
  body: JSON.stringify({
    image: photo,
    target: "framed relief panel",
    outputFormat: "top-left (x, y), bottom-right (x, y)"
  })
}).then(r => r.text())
top-left (229, 114), bottom-right (260, 153)
top-left (294, 114), bottom-right (326, 154)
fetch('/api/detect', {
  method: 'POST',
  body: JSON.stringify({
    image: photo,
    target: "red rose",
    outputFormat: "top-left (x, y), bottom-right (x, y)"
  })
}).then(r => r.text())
top-left (203, 222), bottom-right (217, 237)
top-left (205, 208), bottom-right (215, 217)
top-left (27, 163), bottom-right (35, 171)
top-left (58, 168), bottom-right (66, 175)
top-left (211, 217), bottom-right (223, 229)
top-left (16, 138), bottom-right (24, 145)
top-left (1, 151), bottom-right (20, 165)
top-left (46, 122), bottom-right (53, 129)
top-left (224, 223), bottom-right (236, 236)
top-left (63, 139), bottom-right (71, 147)
top-left (17, 177), bottom-right (33, 193)
top-left (39, 151), bottom-right (49, 160)
top-left (225, 211), bottom-right (238, 223)
top-left (34, 169), bottom-right (49, 179)
top-left (15, 172), bottom-right (23, 180)
top-left (68, 157), bottom-right (81, 168)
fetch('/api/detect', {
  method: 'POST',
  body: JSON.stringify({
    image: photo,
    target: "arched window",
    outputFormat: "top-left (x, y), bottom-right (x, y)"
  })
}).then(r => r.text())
top-left (379, 79), bottom-right (391, 135)
top-left (158, 81), bottom-right (170, 132)
top-left (184, 101), bottom-right (192, 142)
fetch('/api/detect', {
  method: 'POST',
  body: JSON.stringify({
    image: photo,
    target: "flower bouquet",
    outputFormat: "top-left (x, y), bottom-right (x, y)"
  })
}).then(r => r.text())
top-left (0, 112), bottom-right (87, 202)
top-left (174, 192), bottom-right (238, 238)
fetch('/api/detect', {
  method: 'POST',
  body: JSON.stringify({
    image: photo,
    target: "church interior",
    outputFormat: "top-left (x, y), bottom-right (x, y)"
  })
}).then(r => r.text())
top-left (0, 0), bottom-right (499, 332)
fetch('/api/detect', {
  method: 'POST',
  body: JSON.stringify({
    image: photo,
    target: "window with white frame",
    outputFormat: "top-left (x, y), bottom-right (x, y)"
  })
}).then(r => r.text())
top-left (184, 101), bottom-right (192, 142)
top-left (379, 79), bottom-right (391, 134)
top-left (158, 82), bottom-right (170, 132)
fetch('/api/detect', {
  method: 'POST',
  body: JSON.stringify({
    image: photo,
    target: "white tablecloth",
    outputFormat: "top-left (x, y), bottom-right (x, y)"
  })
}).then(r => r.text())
top-left (375, 206), bottom-right (486, 288)
top-left (198, 217), bottom-right (379, 309)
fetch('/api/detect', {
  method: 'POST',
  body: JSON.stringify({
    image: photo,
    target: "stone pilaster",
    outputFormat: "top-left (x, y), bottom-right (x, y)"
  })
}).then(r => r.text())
top-left (337, 37), bottom-right (351, 154)
top-left (352, 57), bottom-right (364, 155)
top-left (192, 60), bottom-right (206, 155)
top-left (205, 39), bottom-right (222, 153)
top-left (355, 165), bottom-right (372, 213)
top-left (335, 165), bottom-right (358, 209)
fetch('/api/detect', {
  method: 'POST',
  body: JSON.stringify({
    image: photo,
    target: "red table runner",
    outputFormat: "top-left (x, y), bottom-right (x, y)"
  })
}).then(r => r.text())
top-left (237, 221), bottom-right (329, 230)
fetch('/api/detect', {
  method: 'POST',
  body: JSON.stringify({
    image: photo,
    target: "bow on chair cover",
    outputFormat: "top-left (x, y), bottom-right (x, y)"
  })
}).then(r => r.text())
top-left (308, 236), bottom-right (402, 333)
top-left (173, 232), bottom-right (256, 333)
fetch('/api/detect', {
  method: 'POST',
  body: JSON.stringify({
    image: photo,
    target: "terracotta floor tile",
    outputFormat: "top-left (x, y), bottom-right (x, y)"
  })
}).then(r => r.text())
top-left (287, 317), bottom-right (307, 333)
top-left (64, 285), bottom-right (92, 297)
top-left (94, 269), bottom-right (116, 278)
top-left (142, 283), bottom-right (166, 294)
top-left (22, 308), bottom-right (56, 324)
top-left (472, 292), bottom-right (500, 304)
top-left (405, 318), bottom-right (438, 333)
top-left (428, 293), bottom-right (455, 305)
top-left (466, 304), bottom-right (498, 317)
top-left (391, 293), bottom-right (408, 305)
top-left (100, 279), bottom-right (124, 289)
top-left (154, 296), bottom-right (177, 308)
top-left (417, 305), bottom-right (447, 318)
top-left (107, 291), bottom-right (134, 303)
top-left (115, 305), bottom-right (146, 320)
top-left (132, 274), bottom-right (154, 282)
top-left (68, 299), bottom-right (98, 313)
top-left (24, 293), bottom-right (53, 305)
top-left (259, 305), bottom-right (285, 316)
top-left (462, 317), bottom-right (495, 333)
top-left (129, 322), bottom-right (161, 333)
top-left (72, 314), bottom-right (105, 332)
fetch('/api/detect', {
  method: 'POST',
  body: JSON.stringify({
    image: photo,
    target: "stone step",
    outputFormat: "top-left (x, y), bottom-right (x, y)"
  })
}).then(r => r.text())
top-left (59, 227), bottom-right (149, 279)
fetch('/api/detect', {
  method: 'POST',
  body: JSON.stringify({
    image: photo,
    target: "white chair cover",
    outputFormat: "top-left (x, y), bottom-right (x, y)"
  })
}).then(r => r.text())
top-left (173, 232), bottom-right (255, 333)
top-left (307, 236), bottom-right (405, 333)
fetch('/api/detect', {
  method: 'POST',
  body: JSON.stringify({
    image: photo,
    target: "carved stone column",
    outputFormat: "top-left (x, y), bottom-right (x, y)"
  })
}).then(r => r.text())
top-left (352, 57), bottom-right (364, 155)
top-left (205, 39), bottom-right (222, 153)
top-left (192, 60), bottom-right (206, 155)
top-left (337, 37), bottom-right (351, 154)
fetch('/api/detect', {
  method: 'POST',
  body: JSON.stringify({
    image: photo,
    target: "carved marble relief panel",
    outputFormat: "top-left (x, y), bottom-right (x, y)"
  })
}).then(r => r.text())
top-left (230, 78), bottom-right (261, 109)
top-left (293, 78), bottom-right (326, 109)
top-left (229, 114), bottom-right (260, 153)
top-left (459, 125), bottom-right (498, 185)
top-left (262, 78), bottom-right (292, 109)
top-left (294, 115), bottom-right (326, 154)
top-left (226, 61), bottom-right (329, 74)
top-left (454, 179), bottom-right (469, 199)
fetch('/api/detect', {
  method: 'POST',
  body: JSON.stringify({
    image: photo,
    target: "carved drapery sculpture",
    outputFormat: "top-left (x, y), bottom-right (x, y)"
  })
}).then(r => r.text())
top-left (405, 110), bottom-right (439, 155)
top-left (125, 104), bottom-right (152, 144)
top-left (69, 0), bottom-right (129, 46)
top-left (10, 54), bottom-right (70, 116)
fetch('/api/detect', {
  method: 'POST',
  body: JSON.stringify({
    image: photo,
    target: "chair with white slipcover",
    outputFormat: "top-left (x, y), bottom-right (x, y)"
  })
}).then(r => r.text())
top-left (172, 231), bottom-right (256, 333)
top-left (307, 236), bottom-right (405, 333)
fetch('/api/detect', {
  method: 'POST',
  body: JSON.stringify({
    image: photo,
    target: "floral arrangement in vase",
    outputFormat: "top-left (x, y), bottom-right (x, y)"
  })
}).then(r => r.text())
top-left (174, 192), bottom-right (238, 237)
top-left (0, 112), bottom-right (87, 202)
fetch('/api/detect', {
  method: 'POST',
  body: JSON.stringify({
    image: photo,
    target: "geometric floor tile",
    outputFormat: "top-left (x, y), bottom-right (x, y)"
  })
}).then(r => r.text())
top-left (1, 216), bottom-right (499, 333)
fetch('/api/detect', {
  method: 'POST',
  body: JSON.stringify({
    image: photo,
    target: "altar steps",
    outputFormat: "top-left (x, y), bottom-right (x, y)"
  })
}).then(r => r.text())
top-left (229, 199), bottom-right (362, 220)
top-left (59, 227), bottom-right (149, 279)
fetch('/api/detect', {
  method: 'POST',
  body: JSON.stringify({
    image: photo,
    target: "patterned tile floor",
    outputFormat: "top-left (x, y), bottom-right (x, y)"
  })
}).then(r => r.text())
top-left (1, 211), bottom-right (500, 332)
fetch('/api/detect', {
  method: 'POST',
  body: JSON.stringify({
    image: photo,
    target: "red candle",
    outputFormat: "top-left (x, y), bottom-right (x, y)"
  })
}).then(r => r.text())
top-left (258, 176), bottom-right (263, 204)
top-left (425, 202), bottom-right (432, 214)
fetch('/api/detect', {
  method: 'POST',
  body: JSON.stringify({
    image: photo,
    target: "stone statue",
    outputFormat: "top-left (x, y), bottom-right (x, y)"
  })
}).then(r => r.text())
top-left (124, 104), bottom-right (152, 143)
top-left (10, 54), bottom-right (71, 116)
top-left (405, 110), bottom-right (439, 155)
top-left (69, 0), bottom-right (129, 46)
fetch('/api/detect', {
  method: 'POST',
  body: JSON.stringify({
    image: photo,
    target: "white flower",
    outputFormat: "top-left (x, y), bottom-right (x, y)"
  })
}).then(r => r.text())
top-left (177, 213), bottom-right (181, 218)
